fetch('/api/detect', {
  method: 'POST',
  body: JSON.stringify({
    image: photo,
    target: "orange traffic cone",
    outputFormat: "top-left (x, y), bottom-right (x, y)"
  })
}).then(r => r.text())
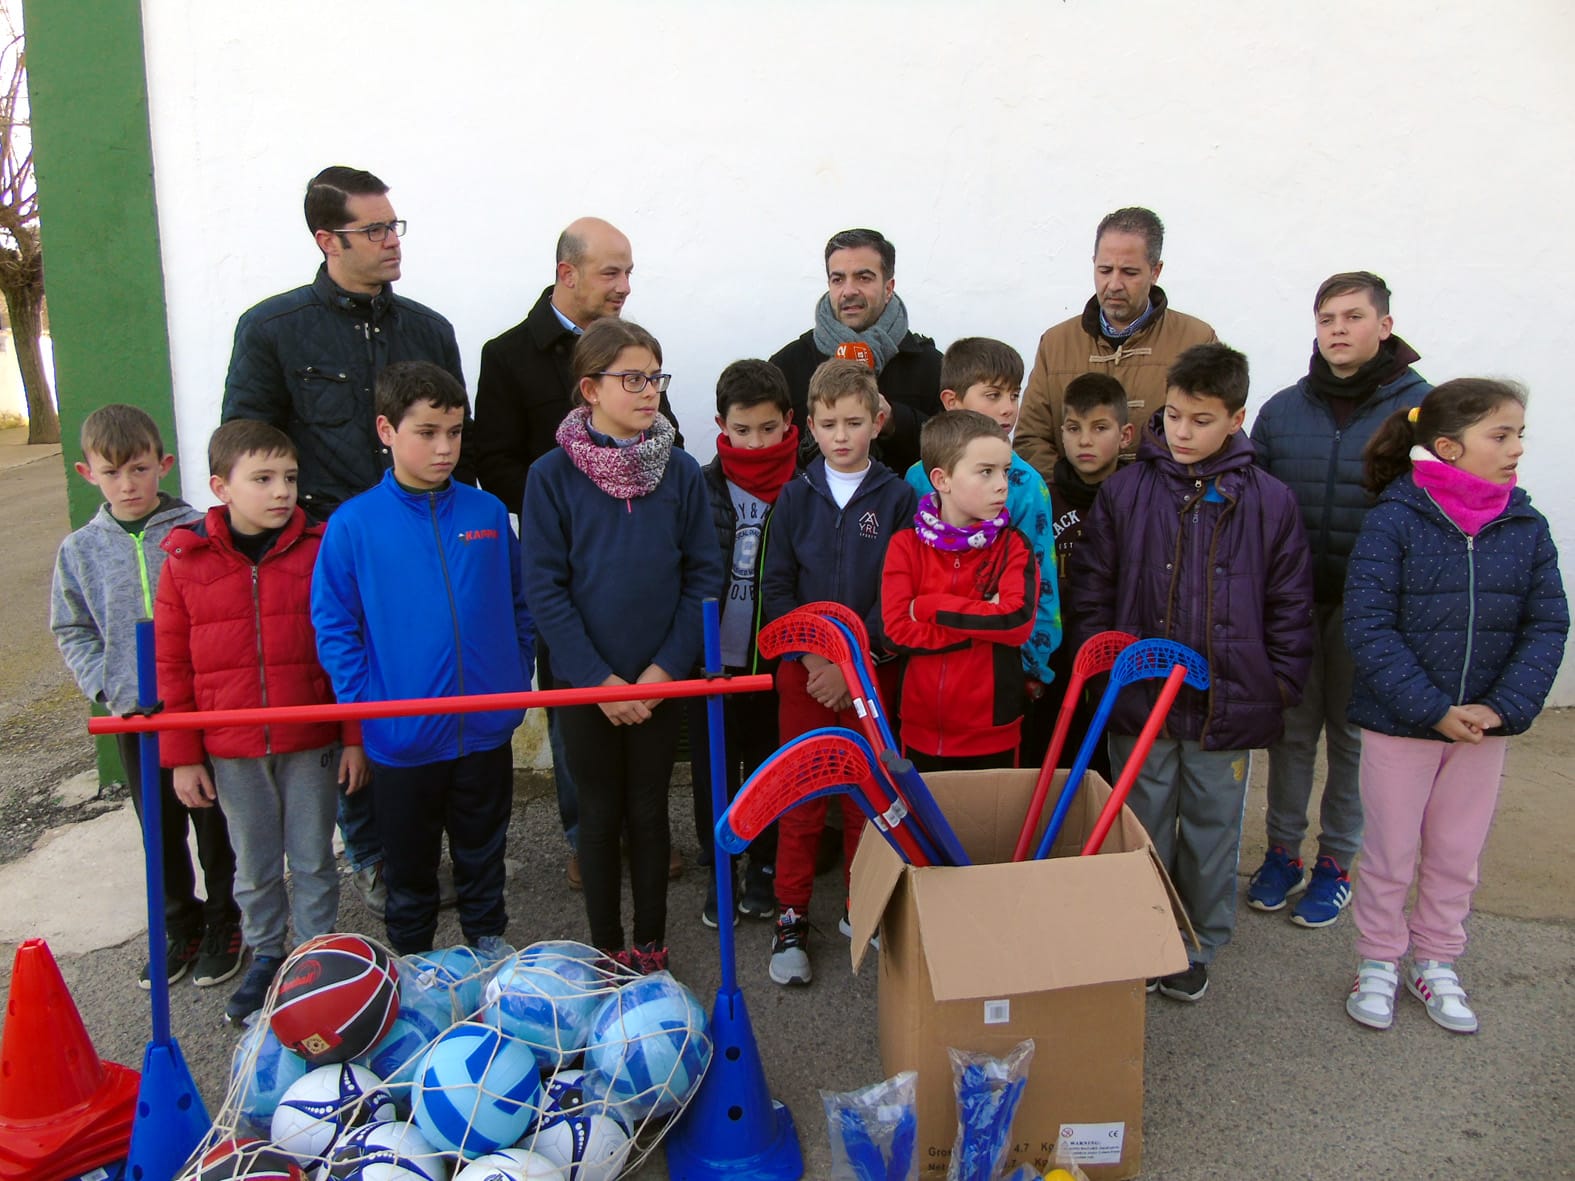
top-left (0, 938), bottom-right (140, 1181)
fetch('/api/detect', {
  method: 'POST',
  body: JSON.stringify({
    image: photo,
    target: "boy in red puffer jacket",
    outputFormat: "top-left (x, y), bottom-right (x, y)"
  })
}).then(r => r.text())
top-left (882, 409), bottom-right (1039, 771)
top-left (156, 419), bottom-right (368, 1026)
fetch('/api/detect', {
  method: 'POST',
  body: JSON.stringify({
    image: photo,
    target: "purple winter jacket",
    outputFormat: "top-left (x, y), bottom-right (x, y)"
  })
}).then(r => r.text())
top-left (1065, 412), bottom-right (1315, 750)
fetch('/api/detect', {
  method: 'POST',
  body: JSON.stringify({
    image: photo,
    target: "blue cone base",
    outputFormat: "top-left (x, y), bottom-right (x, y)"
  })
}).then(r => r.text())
top-left (666, 988), bottom-right (803, 1180)
top-left (124, 1041), bottom-right (210, 1181)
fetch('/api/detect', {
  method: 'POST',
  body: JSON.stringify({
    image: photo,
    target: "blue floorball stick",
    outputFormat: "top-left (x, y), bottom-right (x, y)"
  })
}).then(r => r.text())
top-left (822, 615), bottom-right (972, 867)
top-left (1032, 638), bottom-right (1209, 860)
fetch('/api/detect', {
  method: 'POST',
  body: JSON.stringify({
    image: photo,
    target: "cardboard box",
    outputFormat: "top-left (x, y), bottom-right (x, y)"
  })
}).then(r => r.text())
top-left (848, 768), bottom-right (1190, 1181)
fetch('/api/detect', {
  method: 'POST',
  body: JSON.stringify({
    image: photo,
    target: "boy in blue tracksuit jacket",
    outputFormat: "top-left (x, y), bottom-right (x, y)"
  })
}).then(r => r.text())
top-left (313, 362), bottom-right (534, 956)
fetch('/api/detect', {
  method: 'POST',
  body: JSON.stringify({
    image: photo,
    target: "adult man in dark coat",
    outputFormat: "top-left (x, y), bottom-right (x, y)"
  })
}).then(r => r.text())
top-left (472, 217), bottom-right (680, 516)
top-left (769, 228), bottom-right (942, 476)
top-left (472, 217), bottom-right (682, 890)
top-left (223, 165), bottom-right (470, 918)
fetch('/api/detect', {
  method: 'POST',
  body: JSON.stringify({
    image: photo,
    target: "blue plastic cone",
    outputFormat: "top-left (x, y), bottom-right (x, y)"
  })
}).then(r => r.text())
top-left (665, 986), bottom-right (802, 1180)
top-left (124, 1041), bottom-right (209, 1181)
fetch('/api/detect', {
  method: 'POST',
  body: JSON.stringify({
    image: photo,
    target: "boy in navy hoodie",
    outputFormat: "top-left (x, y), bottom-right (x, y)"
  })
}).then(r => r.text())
top-left (313, 362), bottom-right (534, 956)
top-left (759, 357), bottom-right (917, 987)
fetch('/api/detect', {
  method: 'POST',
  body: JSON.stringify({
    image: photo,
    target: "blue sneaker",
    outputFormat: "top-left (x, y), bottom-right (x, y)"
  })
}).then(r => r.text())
top-left (1291, 856), bottom-right (1352, 928)
top-left (1246, 846), bottom-right (1306, 912)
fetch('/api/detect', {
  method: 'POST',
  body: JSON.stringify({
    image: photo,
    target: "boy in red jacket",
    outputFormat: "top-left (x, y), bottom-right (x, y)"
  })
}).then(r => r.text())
top-left (882, 410), bottom-right (1039, 770)
top-left (156, 420), bottom-right (368, 1025)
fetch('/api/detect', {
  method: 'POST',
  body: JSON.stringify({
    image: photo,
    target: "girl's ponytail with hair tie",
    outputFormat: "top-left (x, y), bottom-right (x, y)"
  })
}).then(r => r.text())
top-left (1407, 406), bottom-right (1421, 424)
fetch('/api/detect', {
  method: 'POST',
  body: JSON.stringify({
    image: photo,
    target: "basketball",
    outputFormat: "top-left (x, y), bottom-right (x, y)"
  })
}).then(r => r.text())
top-left (359, 998), bottom-right (446, 1113)
top-left (270, 933), bottom-right (401, 1065)
top-left (412, 1020), bottom-right (544, 1159)
top-left (270, 1063), bottom-right (396, 1164)
top-left (230, 1023), bottom-right (310, 1134)
top-left (322, 1119), bottom-right (451, 1180)
top-left (482, 943), bottom-right (605, 1070)
top-left (450, 1148), bottom-right (566, 1180)
top-left (178, 1138), bottom-right (304, 1180)
top-left (582, 971), bottom-right (711, 1121)
top-left (526, 1105), bottom-right (631, 1181)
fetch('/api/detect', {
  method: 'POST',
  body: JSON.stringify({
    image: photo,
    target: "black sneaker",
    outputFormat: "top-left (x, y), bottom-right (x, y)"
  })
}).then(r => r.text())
top-left (702, 865), bottom-right (739, 929)
top-left (192, 919), bottom-right (245, 987)
top-left (1157, 961), bottom-right (1209, 1003)
top-left (737, 861), bottom-right (777, 920)
top-left (139, 927), bottom-right (201, 990)
top-left (225, 954), bottom-right (284, 1025)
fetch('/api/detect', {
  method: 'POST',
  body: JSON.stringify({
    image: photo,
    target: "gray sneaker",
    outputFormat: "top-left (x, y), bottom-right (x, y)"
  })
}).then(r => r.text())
top-left (769, 908), bottom-right (812, 986)
top-left (353, 862), bottom-right (387, 918)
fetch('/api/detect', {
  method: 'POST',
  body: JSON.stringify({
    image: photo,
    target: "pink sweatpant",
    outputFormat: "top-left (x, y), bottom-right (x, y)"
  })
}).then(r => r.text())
top-left (1352, 728), bottom-right (1507, 963)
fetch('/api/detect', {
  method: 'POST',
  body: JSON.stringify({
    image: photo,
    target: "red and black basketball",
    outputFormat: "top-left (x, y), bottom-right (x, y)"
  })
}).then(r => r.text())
top-left (268, 933), bottom-right (400, 1065)
top-left (180, 1137), bottom-right (305, 1180)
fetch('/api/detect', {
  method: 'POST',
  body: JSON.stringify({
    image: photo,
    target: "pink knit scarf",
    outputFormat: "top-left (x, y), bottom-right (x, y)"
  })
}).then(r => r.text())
top-left (555, 406), bottom-right (674, 499)
top-left (1410, 448), bottom-right (1513, 536)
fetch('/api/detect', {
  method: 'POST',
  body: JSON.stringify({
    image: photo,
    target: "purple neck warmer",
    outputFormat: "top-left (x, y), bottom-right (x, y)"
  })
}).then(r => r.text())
top-left (914, 493), bottom-right (1009, 552)
top-left (556, 406), bottom-right (674, 499)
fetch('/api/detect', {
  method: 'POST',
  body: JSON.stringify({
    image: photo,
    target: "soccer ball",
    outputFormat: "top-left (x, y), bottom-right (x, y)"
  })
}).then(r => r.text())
top-left (450, 1148), bottom-right (566, 1180)
top-left (412, 1021), bottom-right (543, 1158)
top-left (525, 1105), bottom-right (631, 1181)
top-left (321, 1119), bottom-right (451, 1180)
top-left (582, 971), bottom-right (710, 1121)
top-left (358, 999), bottom-right (446, 1113)
top-left (482, 943), bottom-right (604, 1070)
top-left (270, 1063), bottom-right (395, 1164)
top-left (271, 934), bottom-right (400, 1065)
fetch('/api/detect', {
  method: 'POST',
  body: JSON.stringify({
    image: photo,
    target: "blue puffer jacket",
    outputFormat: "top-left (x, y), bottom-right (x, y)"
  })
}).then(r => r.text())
top-left (312, 472), bottom-right (535, 766)
top-left (1065, 413), bottom-right (1315, 750)
top-left (1344, 475), bottom-right (1568, 739)
top-left (761, 457), bottom-right (918, 654)
top-left (1251, 353), bottom-right (1429, 604)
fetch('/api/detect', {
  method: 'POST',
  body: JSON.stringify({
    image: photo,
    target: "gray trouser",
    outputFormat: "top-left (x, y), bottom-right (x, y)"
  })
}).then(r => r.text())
top-left (212, 746), bottom-right (341, 958)
top-left (1264, 601), bottom-right (1364, 865)
top-left (1109, 735), bottom-right (1250, 964)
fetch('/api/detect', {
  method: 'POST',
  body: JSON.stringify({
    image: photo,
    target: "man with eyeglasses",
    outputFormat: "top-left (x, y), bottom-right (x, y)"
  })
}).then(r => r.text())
top-left (473, 216), bottom-right (681, 518)
top-left (223, 165), bottom-right (471, 520)
top-left (768, 227), bottom-right (942, 477)
top-left (221, 165), bottom-right (472, 923)
top-left (472, 216), bottom-right (683, 893)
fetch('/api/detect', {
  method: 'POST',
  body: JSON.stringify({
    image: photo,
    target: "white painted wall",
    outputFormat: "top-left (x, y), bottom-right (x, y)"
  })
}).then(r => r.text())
top-left (140, 0), bottom-right (1575, 701)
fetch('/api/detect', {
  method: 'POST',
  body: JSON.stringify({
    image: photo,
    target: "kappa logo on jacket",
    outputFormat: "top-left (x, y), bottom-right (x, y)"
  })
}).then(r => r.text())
top-left (457, 528), bottom-right (500, 543)
top-left (858, 510), bottom-right (880, 539)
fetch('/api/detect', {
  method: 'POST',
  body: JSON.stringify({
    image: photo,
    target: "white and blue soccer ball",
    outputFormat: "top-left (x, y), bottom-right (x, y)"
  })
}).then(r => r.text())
top-left (321, 1118), bottom-right (451, 1180)
top-left (483, 943), bottom-right (605, 1071)
top-left (358, 999), bottom-right (446, 1114)
top-left (526, 1102), bottom-right (631, 1181)
top-left (450, 1148), bottom-right (566, 1180)
top-left (582, 971), bottom-right (711, 1121)
top-left (230, 1021), bottom-right (310, 1134)
top-left (412, 1021), bottom-right (543, 1159)
top-left (404, 945), bottom-right (493, 1019)
top-left (270, 1062), bottom-right (396, 1164)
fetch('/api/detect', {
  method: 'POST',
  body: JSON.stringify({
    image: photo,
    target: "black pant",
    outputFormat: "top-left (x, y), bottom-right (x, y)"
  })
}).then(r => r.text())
top-left (372, 743), bottom-right (512, 955)
top-left (686, 687), bottom-right (779, 870)
top-left (117, 732), bottom-right (238, 934)
top-left (559, 699), bottom-right (681, 950)
top-left (907, 747), bottom-right (1018, 773)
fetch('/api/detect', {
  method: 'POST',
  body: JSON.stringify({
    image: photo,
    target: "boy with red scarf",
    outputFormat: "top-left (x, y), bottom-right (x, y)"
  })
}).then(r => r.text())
top-left (883, 410), bottom-right (1040, 770)
top-left (689, 360), bottom-right (800, 927)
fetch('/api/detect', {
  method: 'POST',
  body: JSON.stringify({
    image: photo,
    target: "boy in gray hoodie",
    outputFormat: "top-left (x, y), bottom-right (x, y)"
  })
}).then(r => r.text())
top-left (51, 404), bottom-right (240, 989)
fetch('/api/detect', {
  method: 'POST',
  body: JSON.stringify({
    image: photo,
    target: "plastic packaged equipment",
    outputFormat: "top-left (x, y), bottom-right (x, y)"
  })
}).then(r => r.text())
top-left (947, 1040), bottom-right (1035, 1181)
top-left (821, 1069), bottom-right (919, 1181)
top-left (174, 933), bottom-right (714, 1180)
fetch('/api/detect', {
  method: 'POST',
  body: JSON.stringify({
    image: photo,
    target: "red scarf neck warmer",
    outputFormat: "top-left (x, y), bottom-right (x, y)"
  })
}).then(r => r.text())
top-left (715, 426), bottom-right (799, 503)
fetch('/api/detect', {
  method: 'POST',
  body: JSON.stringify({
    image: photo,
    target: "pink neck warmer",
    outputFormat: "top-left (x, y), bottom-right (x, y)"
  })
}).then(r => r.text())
top-left (1410, 447), bottom-right (1513, 536)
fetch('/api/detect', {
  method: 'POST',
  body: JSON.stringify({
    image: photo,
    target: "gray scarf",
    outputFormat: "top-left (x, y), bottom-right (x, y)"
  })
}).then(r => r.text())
top-left (812, 291), bottom-right (910, 372)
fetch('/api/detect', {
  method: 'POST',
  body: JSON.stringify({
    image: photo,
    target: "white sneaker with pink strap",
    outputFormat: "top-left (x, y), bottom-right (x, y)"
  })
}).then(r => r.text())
top-left (1406, 959), bottom-right (1479, 1034)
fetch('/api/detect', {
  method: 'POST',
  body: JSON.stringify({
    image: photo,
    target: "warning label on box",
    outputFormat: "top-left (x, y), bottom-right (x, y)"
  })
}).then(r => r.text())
top-left (1058, 1121), bottom-right (1126, 1164)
